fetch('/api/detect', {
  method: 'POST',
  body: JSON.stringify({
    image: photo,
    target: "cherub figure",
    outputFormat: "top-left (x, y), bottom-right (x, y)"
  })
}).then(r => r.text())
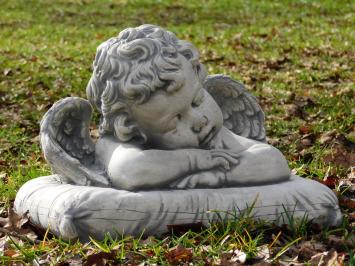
top-left (40, 25), bottom-right (290, 191)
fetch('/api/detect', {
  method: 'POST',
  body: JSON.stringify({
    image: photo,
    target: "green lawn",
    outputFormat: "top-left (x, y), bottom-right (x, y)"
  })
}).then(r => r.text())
top-left (0, 0), bottom-right (354, 265)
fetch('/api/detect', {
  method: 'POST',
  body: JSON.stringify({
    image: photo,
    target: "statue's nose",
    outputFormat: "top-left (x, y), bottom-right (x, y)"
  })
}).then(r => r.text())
top-left (191, 115), bottom-right (208, 133)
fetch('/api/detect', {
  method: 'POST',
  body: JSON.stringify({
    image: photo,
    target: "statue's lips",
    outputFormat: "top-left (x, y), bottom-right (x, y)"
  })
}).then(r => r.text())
top-left (199, 126), bottom-right (217, 147)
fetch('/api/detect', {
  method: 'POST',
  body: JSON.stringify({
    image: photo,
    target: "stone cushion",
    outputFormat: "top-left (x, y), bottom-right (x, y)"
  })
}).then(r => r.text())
top-left (14, 175), bottom-right (342, 241)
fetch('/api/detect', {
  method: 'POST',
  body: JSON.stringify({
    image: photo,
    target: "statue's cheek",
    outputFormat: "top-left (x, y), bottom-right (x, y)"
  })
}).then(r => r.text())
top-left (210, 102), bottom-right (224, 126)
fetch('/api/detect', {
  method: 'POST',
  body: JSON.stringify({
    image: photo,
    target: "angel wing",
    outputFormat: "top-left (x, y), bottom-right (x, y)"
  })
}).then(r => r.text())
top-left (204, 75), bottom-right (266, 142)
top-left (40, 97), bottom-right (110, 187)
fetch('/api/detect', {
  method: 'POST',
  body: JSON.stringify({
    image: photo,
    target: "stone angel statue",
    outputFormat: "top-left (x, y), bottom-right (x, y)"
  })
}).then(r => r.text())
top-left (15, 25), bottom-right (341, 241)
top-left (40, 24), bottom-right (290, 191)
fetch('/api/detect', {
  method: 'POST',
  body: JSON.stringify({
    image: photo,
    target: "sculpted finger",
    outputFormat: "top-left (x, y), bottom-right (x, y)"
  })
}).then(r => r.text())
top-left (211, 149), bottom-right (240, 158)
top-left (211, 151), bottom-right (240, 165)
top-left (175, 179), bottom-right (189, 189)
top-left (212, 157), bottom-right (230, 170)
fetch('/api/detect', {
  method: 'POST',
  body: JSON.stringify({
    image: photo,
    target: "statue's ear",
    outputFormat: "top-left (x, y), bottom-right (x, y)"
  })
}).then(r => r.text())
top-left (113, 115), bottom-right (147, 144)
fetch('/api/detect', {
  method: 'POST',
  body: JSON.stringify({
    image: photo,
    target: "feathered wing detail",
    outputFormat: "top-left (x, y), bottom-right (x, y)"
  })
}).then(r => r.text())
top-left (40, 97), bottom-right (110, 187)
top-left (204, 75), bottom-right (266, 142)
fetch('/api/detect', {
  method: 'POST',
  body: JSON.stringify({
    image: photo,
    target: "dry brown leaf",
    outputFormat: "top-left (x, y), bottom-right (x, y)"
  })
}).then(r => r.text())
top-left (0, 217), bottom-right (7, 227)
top-left (327, 234), bottom-right (354, 251)
top-left (4, 248), bottom-right (20, 258)
top-left (0, 237), bottom-right (9, 254)
top-left (301, 137), bottom-right (313, 147)
top-left (141, 236), bottom-right (157, 246)
top-left (324, 147), bottom-right (355, 168)
top-left (320, 130), bottom-right (337, 145)
top-left (299, 125), bottom-right (312, 135)
top-left (347, 166), bottom-right (355, 179)
top-left (2, 208), bottom-right (28, 230)
top-left (0, 208), bottom-right (39, 243)
top-left (57, 256), bottom-right (83, 266)
top-left (218, 252), bottom-right (234, 266)
top-left (165, 245), bottom-right (193, 264)
top-left (338, 176), bottom-right (355, 196)
top-left (83, 251), bottom-right (116, 266)
top-left (339, 197), bottom-right (355, 210)
top-left (322, 175), bottom-right (339, 189)
top-left (255, 244), bottom-right (270, 261)
top-left (297, 241), bottom-right (319, 261)
top-left (298, 149), bottom-right (313, 162)
top-left (265, 57), bottom-right (289, 70)
top-left (284, 104), bottom-right (305, 120)
top-left (309, 249), bottom-right (342, 266)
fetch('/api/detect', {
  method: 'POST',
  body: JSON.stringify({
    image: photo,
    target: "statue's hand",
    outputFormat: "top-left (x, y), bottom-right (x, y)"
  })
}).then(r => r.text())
top-left (186, 149), bottom-right (240, 172)
top-left (172, 171), bottom-right (226, 189)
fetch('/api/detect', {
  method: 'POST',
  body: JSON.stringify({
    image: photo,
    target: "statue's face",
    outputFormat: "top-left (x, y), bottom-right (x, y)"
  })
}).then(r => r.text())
top-left (130, 55), bottom-right (223, 149)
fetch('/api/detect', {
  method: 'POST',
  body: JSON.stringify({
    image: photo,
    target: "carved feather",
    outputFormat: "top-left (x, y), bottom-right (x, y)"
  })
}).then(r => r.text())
top-left (204, 75), bottom-right (266, 142)
top-left (40, 97), bottom-right (110, 187)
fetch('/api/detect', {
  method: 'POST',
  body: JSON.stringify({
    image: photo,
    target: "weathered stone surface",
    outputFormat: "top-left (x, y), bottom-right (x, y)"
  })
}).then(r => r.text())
top-left (15, 174), bottom-right (341, 241)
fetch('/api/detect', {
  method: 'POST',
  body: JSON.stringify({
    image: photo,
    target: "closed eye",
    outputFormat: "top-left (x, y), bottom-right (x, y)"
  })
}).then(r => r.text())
top-left (192, 90), bottom-right (205, 107)
top-left (167, 114), bottom-right (182, 133)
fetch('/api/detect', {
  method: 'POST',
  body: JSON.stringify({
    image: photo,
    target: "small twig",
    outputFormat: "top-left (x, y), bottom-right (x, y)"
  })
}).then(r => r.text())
top-left (0, 227), bottom-right (41, 244)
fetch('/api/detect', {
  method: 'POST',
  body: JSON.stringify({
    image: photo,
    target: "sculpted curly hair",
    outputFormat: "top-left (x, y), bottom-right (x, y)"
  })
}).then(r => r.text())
top-left (86, 24), bottom-right (207, 143)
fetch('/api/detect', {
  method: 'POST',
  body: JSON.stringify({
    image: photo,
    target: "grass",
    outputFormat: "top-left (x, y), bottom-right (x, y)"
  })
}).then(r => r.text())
top-left (0, 208), bottom-right (315, 265)
top-left (1, 206), bottom-right (351, 265)
top-left (0, 0), bottom-right (354, 264)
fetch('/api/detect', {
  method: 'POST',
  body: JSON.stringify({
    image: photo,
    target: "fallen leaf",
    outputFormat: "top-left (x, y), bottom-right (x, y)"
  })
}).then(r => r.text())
top-left (335, 134), bottom-right (354, 150)
top-left (267, 137), bottom-right (280, 146)
top-left (347, 166), bottom-right (355, 179)
top-left (30, 136), bottom-right (40, 143)
top-left (4, 248), bottom-right (20, 257)
top-left (309, 249), bottom-right (341, 266)
top-left (338, 177), bottom-right (354, 197)
top-left (338, 197), bottom-right (355, 210)
top-left (284, 104), bottom-right (305, 120)
top-left (299, 125), bottom-right (312, 135)
top-left (0, 160), bottom-right (9, 167)
top-left (0, 237), bottom-right (9, 254)
top-left (83, 251), bottom-right (116, 266)
top-left (265, 56), bottom-right (290, 70)
top-left (218, 252), bottom-right (233, 266)
top-left (3, 68), bottom-right (12, 76)
top-left (0, 208), bottom-right (39, 242)
top-left (141, 236), bottom-right (157, 246)
top-left (30, 55), bottom-right (38, 62)
top-left (297, 241), bottom-right (318, 261)
top-left (165, 245), bottom-right (193, 264)
top-left (229, 249), bottom-right (247, 264)
top-left (322, 175), bottom-right (339, 189)
top-left (298, 149), bottom-right (313, 163)
top-left (57, 255), bottom-right (83, 266)
top-left (301, 137), bottom-right (313, 147)
top-left (255, 244), bottom-right (270, 260)
top-left (90, 129), bottom-right (100, 141)
top-left (347, 213), bottom-right (355, 226)
top-left (320, 130), bottom-right (337, 145)
top-left (326, 235), bottom-right (354, 252)
top-left (233, 33), bottom-right (243, 43)
top-left (323, 147), bottom-right (355, 168)
top-left (3, 208), bottom-right (28, 230)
